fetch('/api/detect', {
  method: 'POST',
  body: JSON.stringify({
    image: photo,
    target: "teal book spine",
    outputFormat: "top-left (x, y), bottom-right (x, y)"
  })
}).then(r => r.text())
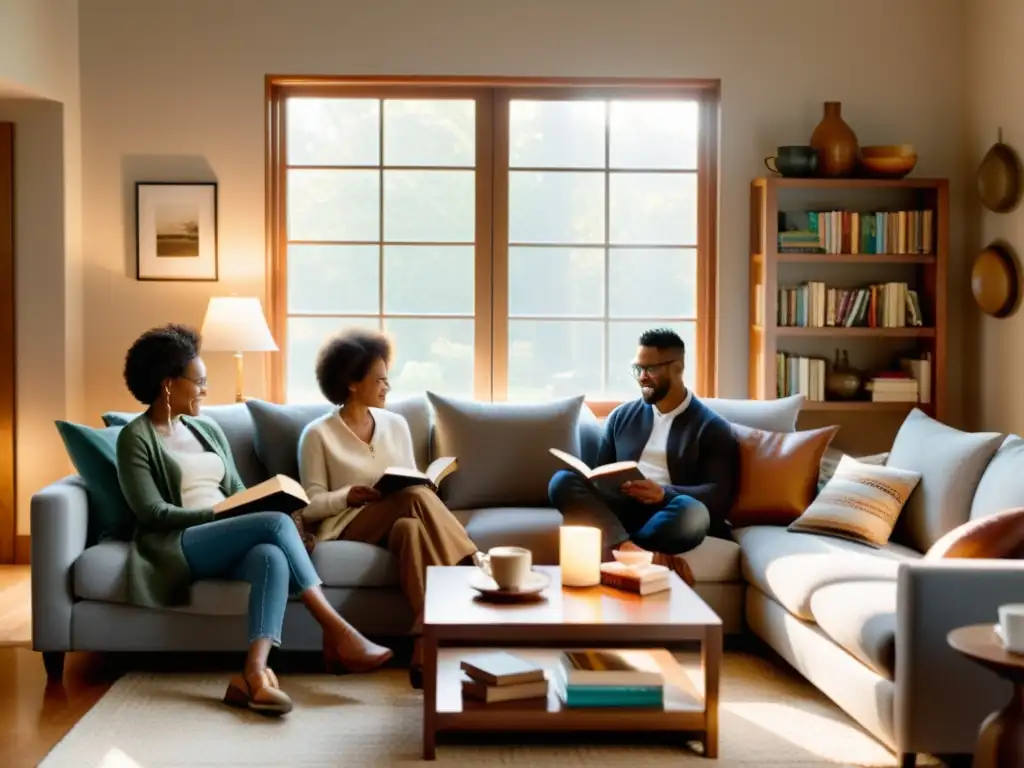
top-left (563, 685), bottom-right (664, 708)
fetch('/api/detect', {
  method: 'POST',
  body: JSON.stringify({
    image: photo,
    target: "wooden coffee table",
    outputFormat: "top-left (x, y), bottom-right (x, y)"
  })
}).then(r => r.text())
top-left (421, 564), bottom-right (722, 760)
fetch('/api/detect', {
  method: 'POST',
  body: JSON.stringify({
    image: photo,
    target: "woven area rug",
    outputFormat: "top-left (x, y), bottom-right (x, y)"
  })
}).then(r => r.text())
top-left (40, 652), bottom-right (939, 767)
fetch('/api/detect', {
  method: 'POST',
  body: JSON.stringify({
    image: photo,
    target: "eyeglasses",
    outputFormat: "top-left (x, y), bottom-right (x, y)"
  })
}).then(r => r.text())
top-left (630, 360), bottom-right (678, 379)
top-left (181, 376), bottom-right (208, 389)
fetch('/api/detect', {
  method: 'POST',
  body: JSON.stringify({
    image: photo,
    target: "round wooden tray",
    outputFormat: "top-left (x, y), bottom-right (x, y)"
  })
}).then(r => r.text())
top-left (972, 242), bottom-right (1020, 318)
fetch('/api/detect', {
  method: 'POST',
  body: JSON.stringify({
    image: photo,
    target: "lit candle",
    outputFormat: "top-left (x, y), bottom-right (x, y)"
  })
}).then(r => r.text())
top-left (559, 525), bottom-right (601, 587)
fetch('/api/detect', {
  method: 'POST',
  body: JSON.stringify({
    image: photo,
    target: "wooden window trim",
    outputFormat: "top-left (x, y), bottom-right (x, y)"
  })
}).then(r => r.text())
top-left (265, 76), bottom-right (720, 409)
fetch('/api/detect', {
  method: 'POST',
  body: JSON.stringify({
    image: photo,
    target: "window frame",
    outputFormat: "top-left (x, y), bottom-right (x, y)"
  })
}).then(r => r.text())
top-left (265, 75), bottom-right (720, 411)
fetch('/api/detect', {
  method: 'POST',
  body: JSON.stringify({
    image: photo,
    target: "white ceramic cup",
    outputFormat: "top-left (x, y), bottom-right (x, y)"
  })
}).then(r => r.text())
top-left (999, 604), bottom-right (1024, 652)
top-left (474, 546), bottom-right (532, 590)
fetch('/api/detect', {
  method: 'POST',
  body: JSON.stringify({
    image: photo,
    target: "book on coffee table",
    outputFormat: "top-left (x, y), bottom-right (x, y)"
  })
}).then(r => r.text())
top-left (374, 456), bottom-right (458, 496)
top-left (548, 448), bottom-right (645, 496)
top-left (213, 474), bottom-right (309, 517)
top-left (600, 562), bottom-right (672, 596)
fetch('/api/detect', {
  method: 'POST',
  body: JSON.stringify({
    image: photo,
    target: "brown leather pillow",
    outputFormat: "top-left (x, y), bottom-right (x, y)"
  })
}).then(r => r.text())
top-left (729, 423), bottom-right (840, 528)
top-left (924, 507), bottom-right (1024, 559)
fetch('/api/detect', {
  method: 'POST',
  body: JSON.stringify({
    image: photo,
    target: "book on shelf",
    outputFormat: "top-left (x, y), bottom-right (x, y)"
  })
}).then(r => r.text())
top-left (776, 353), bottom-right (827, 401)
top-left (548, 448), bottom-right (644, 497)
top-left (373, 456), bottom-right (458, 496)
top-left (212, 474), bottom-right (309, 517)
top-left (460, 672), bottom-right (548, 703)
top-left (552, 650), bottom-right (665, 709)
top-left (777, 282), bottom-right (924, 328)
top-left (459, 651), bottom-right (545, 687)
top-left (901, 354), bottom-right (932, 404)
top-left (778, 209), bottom-right (934, 255)
top-left (600, 561), bottom-right (672, 595)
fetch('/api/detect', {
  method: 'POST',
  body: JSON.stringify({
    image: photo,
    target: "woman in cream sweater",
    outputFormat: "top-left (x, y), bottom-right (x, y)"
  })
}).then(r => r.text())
top-left (297, 328), bottom-right (478, 688)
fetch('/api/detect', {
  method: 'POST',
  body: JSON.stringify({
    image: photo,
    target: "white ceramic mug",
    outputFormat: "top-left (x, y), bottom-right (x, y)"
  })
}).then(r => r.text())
top-left (999, 604), bottom-right (1024, 652)
top-left (474, 546), bottom-right (532, 590)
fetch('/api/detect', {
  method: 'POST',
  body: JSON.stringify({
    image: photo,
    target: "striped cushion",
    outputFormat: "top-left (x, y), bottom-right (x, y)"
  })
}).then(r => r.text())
top-left (788, 454), bottom-right (922, 548)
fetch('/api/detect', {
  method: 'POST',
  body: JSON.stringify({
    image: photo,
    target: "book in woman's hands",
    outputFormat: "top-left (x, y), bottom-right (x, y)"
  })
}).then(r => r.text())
top-left (373, 456), bottom-right (459, 496)
top-left (548, 448), bottom-right (645, 497)
top-left (213, 474), bottom-right (309, 517)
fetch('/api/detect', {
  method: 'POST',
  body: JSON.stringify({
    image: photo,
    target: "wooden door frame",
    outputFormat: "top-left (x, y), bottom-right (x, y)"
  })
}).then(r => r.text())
top-left (0, 123), bottom-right (14, 564)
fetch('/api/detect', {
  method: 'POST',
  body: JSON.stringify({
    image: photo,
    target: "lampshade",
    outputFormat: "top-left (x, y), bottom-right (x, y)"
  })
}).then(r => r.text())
top-left (200, 297), bottom-right (278, 352)
top-left (559, 525), bottom-right (602, 587)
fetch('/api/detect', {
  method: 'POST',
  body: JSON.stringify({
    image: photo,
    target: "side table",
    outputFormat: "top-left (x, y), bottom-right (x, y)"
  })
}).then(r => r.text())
top-left (947, 623), bottom-right (1024, 768)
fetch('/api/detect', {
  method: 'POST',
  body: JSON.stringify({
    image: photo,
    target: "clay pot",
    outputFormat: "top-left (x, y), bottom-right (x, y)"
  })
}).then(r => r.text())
top-left (826, 349), bottom-right (861, 400)
top-left (810, 102), bottom-right (859, 178)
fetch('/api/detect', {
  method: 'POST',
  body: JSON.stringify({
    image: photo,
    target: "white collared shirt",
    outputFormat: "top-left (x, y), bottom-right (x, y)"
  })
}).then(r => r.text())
top-left (636, 389), bottom-right (693, 485)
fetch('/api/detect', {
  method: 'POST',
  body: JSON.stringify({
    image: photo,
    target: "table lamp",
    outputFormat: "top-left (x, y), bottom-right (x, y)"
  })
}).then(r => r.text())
top-left (200, 296), bottom-right (278, 402)
top-left (559, 525), bottom-right (602, 587)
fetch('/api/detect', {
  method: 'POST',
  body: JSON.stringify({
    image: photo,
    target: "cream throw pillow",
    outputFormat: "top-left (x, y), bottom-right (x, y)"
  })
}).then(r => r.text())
top-left (789, 454), bottom-right (922, 548)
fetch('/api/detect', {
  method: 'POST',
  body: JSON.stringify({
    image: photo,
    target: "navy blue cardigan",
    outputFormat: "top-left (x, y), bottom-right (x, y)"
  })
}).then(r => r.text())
top-left (597, 395), bottom-right (741, 525)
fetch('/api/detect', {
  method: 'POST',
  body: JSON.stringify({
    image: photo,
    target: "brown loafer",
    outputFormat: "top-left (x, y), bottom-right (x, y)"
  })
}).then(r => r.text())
top-left (223, 671), bottom-right (293, 716)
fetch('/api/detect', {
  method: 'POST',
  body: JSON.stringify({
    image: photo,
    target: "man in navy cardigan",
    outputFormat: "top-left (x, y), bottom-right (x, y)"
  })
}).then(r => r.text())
top-left (549, 328), bottom-right (741, 565)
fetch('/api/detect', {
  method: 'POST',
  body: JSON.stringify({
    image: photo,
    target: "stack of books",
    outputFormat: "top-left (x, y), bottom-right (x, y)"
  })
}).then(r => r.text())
top-left (600, 561), bottom-right (671, 595)
top-left (553, 650), bottom-right (664, 708)
top-left (866, 373), bottom-right (919, 403)
top-left (459, 651), bottom-right (548, 704)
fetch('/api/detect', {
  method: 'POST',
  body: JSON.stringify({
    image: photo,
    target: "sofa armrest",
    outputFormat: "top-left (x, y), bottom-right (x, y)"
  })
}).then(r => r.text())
top-left (896, 559), bottom-right (1024, 755)
top-left (30, 476), bottom-right (89, 652)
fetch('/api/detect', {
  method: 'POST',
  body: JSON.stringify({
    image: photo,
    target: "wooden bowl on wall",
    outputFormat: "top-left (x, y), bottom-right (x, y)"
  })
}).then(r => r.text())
top-left (859, 145), bottom-right (918, 178)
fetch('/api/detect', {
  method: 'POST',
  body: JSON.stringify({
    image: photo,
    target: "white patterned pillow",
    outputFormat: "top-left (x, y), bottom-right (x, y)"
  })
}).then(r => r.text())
top-left (817, 448), bottom-right (889, 493)
top-left (790, 454), bottom-right (922, 548)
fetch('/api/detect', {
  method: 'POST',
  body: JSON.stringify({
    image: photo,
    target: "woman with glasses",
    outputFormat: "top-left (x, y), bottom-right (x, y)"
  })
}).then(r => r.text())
top-left (115, 324), bottom-right (393, 717)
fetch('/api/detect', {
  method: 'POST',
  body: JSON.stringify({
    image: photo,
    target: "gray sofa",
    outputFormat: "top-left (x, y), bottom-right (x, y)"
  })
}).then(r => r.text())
top-left (30, 394), bottom-right (1024, 765)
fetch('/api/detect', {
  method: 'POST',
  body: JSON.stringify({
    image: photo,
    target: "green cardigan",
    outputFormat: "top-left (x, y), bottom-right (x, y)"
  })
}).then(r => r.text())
top-left (115, 414), bottom-right (245, 608)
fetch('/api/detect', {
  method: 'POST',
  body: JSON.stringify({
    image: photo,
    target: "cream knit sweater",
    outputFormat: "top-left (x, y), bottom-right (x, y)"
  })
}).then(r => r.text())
top-left (297, 407), bottom-right (418, 542)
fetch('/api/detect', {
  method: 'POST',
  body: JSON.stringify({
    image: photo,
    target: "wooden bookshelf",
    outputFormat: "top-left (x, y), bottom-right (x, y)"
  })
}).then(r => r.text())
top-left (749, 176), bottom-right (948, 439)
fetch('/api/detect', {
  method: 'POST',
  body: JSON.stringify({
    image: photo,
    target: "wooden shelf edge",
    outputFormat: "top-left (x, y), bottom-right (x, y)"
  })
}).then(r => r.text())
top-left (768, 326), bottom-right (935, 338)
top-left (754, 176), bottom-right (947, 189)
top-left (798, 400), bottom-right (927, 412)
top-left (772, 253), bottom-right (936, 264)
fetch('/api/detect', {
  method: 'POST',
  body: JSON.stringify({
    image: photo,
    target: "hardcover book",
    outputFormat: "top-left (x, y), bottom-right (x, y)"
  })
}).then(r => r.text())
top-left (212, 474), bottom-right (309, 517)
top-left (460, 651), bottom-right (545, 687)
top-left (373, 456), bottom-right (459, 496)
top-left (548, 448), bottom-right (645, 497)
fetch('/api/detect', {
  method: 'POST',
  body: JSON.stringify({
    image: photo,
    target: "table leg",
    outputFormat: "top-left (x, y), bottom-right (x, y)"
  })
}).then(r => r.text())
top-left (422, 632), bottom-right (438, 760)
top-left (702, 624), bottom-right (722, 759)
top-left (972, 681), bottom-right (1024, 768)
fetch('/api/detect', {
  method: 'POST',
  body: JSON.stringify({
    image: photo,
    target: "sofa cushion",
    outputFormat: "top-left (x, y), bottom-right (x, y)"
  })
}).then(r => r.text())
top-left (453, 507), bottom-right (564, 565)
top-left (729, 424), bottom-right (839, 527)
top-left (427, 392), bottom-right (585, 508)
top-left (809, 580), bottom-right (897, 681)
top-left (817, 448), bottom-right (889, 493)
top-left (676, 534), bottom-right (742, 583)
top-left (925, 506), bottom-right (1024, 560)
top-left (703, 394), bottom-right (804, 433)
top-left (55, 421), bottom-right (136, 544)
top-left (245, 400), bottom-right (333, 479)
top-left (310, 540), bottom-right (400, 587)
top-left (969, 434), bottom-right (1024, 521)
top-left (887, 408), bottom-right (1003, 552)
top-left (735, 525), bottom-right (920, 621)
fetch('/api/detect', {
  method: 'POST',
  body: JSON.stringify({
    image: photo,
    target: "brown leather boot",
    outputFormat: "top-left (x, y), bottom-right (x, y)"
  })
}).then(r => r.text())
top-left (223, 670), bottom-right (293, 716)
top-left (652, 551), bottom-right (695, 587)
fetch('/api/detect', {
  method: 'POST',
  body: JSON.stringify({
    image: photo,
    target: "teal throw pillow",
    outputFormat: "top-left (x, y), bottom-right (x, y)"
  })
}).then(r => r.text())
top-left (55, 421), bottom-right (136, 545)
top-left (101, 411), bottom-right (138, 427)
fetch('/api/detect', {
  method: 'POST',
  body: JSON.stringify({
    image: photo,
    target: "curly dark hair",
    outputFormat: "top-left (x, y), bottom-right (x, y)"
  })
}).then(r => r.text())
top-left (123, 323), bottom-right (201, 405)
top-left (638, 327), bottom-right (685, 358)
top-left (315, 328), bottom-right (392, 405)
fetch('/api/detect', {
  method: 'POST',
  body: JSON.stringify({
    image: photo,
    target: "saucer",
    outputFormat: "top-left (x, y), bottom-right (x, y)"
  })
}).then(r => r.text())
top-left (469, 569), bottom-right (551, 601)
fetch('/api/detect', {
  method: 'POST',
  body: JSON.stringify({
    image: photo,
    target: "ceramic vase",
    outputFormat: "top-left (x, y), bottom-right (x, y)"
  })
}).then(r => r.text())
top-left (826, 349), bottom-right (861, 400)
top-left (810, 101), bottom-right (859, 178)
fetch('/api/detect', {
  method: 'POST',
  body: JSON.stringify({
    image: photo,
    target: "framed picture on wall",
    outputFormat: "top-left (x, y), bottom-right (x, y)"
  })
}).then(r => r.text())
top-left (135, 181), bottom-right (218, 281)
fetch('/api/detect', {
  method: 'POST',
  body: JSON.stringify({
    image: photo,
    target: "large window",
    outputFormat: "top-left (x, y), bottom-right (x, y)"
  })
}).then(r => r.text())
top-left (267, 78), bottom-right (718, 408)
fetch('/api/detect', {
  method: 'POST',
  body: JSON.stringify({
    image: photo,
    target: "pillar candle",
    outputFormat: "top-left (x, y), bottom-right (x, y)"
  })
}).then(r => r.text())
top-left (559, 525), bottom-right (601, 587)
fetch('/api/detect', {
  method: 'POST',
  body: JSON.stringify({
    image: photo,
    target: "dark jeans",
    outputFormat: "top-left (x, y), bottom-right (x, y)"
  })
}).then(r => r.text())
top-left (548, 470), bottom-right (716, 556)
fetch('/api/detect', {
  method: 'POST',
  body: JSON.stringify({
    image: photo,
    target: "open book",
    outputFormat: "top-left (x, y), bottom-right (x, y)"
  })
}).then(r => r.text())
top-left (549, 448), bottom-right (645, 496)
top-left (213, 474), bottom-right (309, 517)
top-left (373, 456), bottom-right (459, 496)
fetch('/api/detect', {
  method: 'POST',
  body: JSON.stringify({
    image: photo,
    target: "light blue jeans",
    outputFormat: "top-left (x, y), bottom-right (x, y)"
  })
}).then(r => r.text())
top-left (180, 512), bottom-right (322, 646)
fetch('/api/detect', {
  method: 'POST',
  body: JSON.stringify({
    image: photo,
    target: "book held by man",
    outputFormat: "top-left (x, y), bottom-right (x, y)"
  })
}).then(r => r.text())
top-left (374, 455), bottom-right (458, 496)
top-left (213, 474), bottom-right (309, 517)
top-left (548, 448), bottom-right (645, 496)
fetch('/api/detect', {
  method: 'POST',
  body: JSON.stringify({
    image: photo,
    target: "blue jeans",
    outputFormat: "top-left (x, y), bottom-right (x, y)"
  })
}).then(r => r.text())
top-left (180, 512), bottom-right (322, 646)
top-left (548, 470), bottom-right (714, 555)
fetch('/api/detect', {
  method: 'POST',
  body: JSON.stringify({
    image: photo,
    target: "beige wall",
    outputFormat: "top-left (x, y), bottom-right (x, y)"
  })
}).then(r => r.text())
top-left (966, 0), bottom-right (1024, 435)
top-left (0, 0), bottom-right (81, 535)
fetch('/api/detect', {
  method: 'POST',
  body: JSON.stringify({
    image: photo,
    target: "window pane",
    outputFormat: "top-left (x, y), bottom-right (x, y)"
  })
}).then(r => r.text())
top-left (508, 320), bottom-right (603, 401)
top-left (383, 99), bottom-right (475, 167)
top-left (609, 172), bottom-right (697, 245)
top-left (383, 246), bottom-right (474, 315)
top-left (288, 245), bottom-right (379, 315)
top-left (383, 318), bottom-right (474, 397)
top-left (384, 170), bottom-right (474, 243)
top-left (609, 101), bottom-right (699, 170)
top-left (286, 317), bottom-right (381, 403)
top-left (286, 98), bottom-right (379, 166)
top-left (509, 171), bottom-right (604, 244)
top-left (508, 247), bottom-right (604, 318)
top-left (606, 321), bottom-right (698, 399)
top-left (609, 248), bottom-right (697, 319)
top-left (288, 169), bottom-right (379, 242)
top-left (509, 100), bottom-right (606, 169)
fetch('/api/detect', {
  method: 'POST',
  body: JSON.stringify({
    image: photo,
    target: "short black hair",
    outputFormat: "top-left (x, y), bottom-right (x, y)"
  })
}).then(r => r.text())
top-left (315, 328), bottom-right (392, 406)
top-left (638, 327), bottom-right (685, 357)
top-left (123, 324), bottom-right (201, 405)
